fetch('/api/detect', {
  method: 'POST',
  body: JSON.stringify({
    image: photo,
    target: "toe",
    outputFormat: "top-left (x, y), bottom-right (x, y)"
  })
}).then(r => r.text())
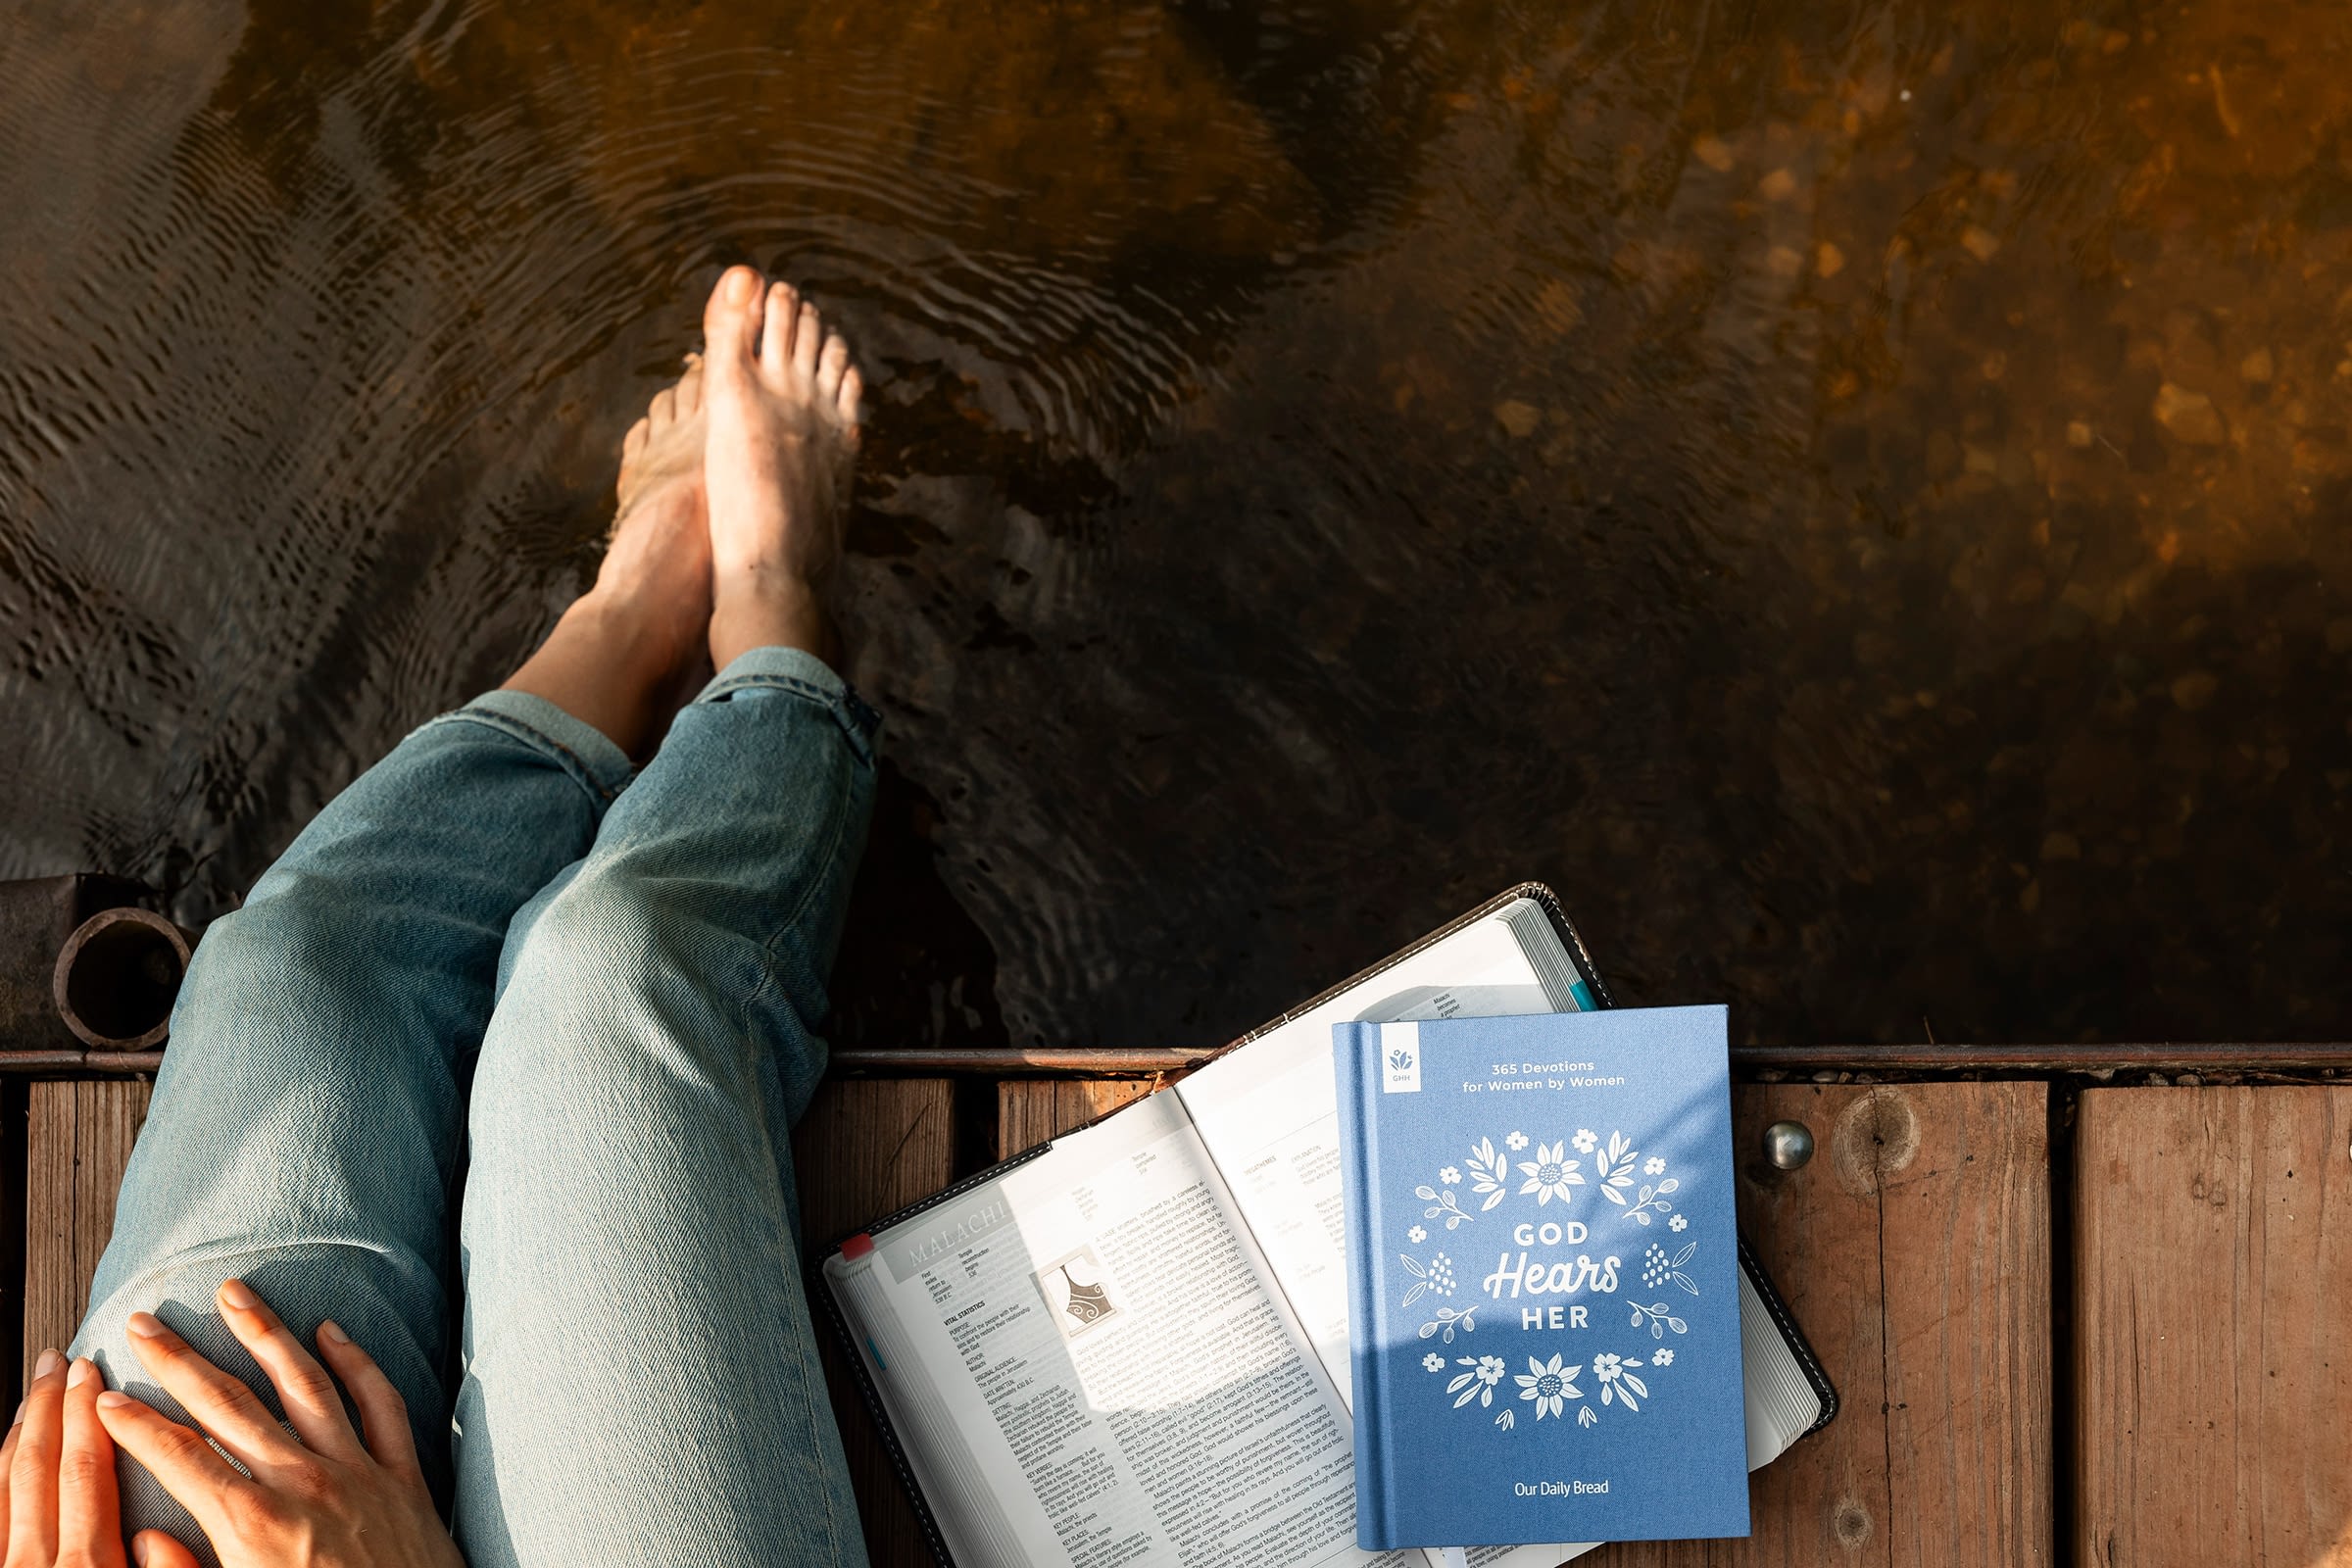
top-left (837, 366), bottom-right (863, 428)
top-left (622, 416), bottom-right (649, 465)
top-left (703, 266), bottom-right (765, 373)
top-left (817, 333), bottom-right (850, 403)
top-left (676, 352), bottom-right (704, 417)
top-left (650, 385), bottom-right (676, 428)
top-left (760, 282), bottom-right (800, 373)
top-left (792, 302), bottom-right (823, 380)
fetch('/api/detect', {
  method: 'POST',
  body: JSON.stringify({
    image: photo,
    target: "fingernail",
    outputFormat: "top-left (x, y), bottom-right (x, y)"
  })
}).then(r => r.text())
top-left (126, 1312), bottom-right (165, 1339)
top-left (10, 1401), bottom-right (21, 1427)
top-left (218, 1279), bottom-right (259, 1310)
top-left (34, 1348), bottom-right (63, 1379)
top-left (130, 1537), bottom-right (150, 1567)
top-left (95, 1392), bottom-right (131, 1410)
top-left (318, 1319), bottom-right (350, 1347)
top-left (67, 1358), bottom-right (92, 1389)
top-left (725, 268), bottom-right (756, 304)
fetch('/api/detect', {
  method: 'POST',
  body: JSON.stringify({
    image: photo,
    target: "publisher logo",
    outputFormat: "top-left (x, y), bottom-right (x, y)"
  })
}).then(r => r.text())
top-left (1380, 1022), bottom-right (1422, 1093)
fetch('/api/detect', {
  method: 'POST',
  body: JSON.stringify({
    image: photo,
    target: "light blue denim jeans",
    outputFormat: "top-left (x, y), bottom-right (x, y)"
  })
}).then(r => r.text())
top-left (70, 647), bottom-right (878, 1568)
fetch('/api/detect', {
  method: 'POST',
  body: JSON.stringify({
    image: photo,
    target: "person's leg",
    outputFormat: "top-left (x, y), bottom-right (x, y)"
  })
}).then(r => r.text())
top-left (454, 267), bottom-right (877, 1567)
top-left (70, 362), bottom-right (718, 1559)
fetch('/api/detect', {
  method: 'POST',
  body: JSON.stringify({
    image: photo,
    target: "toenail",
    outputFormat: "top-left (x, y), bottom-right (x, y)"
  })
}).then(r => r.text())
top-left (725, 269), bottom-right (757, 305)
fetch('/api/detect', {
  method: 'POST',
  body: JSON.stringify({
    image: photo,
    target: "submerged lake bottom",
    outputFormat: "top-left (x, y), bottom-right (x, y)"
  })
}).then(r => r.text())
top-left (3, 0), bottom-right (2350, 1049)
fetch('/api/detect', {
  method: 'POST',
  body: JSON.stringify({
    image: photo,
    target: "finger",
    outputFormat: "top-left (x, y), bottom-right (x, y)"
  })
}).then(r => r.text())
top-left (0, 1395), bottom-right (20, 1549)
top-left (129, 1530), bottom-right (203, 1568)
top-left (217, 1281), bottom-right (366, 1463)
top-left (92, 1392), bottom-right (249, 1544)
top-left (9, 1348), bottom-right (67, 1566)
top-left (124, 1312), bottom-right (301, 1472)
top-left (314, 1322), bottom-right (421, 1481)
top-left (59, 1358), bottom-right (122, 1562)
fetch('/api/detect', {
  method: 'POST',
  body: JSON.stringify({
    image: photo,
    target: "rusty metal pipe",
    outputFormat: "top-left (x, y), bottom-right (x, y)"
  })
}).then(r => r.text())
top-left (51, 906), bottom-right (190, 1052)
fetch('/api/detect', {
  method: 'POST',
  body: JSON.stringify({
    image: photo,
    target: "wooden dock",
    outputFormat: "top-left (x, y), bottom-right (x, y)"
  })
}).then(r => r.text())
top-left (12, 1069), bottom-right (2351, 1566)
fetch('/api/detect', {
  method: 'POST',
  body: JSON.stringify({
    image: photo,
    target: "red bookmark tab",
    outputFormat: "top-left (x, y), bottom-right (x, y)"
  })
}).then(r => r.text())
top-left (840, 1233), bottom-right (875, 1261)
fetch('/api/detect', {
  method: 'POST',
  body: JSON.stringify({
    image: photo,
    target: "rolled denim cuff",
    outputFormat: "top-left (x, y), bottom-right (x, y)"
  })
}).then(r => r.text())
top-left (697, 646), bottom-right (882, 755)
top-left (437, 690), bottom-right (637, 807)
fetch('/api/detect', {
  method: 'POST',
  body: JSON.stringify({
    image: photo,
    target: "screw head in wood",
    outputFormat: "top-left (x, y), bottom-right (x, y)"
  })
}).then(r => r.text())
top-left (1764, 1119), bottom-right (1815, 1170)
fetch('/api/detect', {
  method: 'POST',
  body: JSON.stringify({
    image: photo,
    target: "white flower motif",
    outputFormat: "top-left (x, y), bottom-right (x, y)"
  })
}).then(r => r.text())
top-left (1591, 1352), bottom-right (1624, 1384)
top-left (1475, 1354), bottom-right (1507, 1387)
top-left (1408, 1224), bottom-right (1428, 1243)
top-left (1513, 1353), bottom-right (1583, 1420)
top-left (1516, 1141), bottom-right (1586, 1206)
top-left (1643, 1156), bottom-right (1667, 1176)
top-left (1424, 1352), bottom-right (1446, 1372)
top-left (1440, 1165), bottom-right (1461, 1185)
top-left (1650, 1348), bottom-right (1674, 1366)
top-left (1572, 1129), bottom-right (1598, 1154)
top-left (1505, 1131), bottom-right (1529, 1151)
top-left (1669, 1213), bottom-right (1689, 1232)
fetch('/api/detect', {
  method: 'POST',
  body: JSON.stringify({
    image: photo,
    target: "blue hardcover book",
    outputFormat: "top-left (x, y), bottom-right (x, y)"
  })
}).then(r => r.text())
top-left (1336, 1005), bottom-right (1750, 1548)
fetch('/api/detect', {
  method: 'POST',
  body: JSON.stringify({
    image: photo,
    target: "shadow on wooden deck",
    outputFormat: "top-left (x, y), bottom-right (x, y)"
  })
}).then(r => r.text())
top-left (9, 1072), bottom-right (2350, 1566)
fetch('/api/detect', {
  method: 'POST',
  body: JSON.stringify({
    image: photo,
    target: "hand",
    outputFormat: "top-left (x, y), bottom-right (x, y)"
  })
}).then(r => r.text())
top-left (93, 1281), bottom-right (462, 1568)
top-left (0, 1348), bottom-right (128, 1567)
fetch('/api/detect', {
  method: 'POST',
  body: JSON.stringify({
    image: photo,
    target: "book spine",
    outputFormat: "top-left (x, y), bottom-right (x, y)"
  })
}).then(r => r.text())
top-left (1333, 1020), bottom-right (1396, 1548)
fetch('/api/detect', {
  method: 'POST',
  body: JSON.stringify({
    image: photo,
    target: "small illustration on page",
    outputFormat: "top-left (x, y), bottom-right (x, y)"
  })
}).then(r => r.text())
top-left (1031, 1245), bottom-right (1120, 1341)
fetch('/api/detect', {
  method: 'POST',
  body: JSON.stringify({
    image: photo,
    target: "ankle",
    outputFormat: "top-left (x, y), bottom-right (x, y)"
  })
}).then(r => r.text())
top-left (710, 571), bottom-right (836, 670)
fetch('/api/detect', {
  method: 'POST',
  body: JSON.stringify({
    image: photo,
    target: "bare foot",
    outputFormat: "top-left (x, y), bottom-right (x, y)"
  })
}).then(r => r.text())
top-left (697, 265), bottom-right (862, 669)
top-left (501, 359), bottom-right (715, 760)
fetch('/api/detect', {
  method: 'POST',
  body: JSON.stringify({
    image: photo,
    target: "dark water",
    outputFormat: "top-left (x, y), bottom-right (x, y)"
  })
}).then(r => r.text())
top-left (5, 0), bottom-right (2350, 1050)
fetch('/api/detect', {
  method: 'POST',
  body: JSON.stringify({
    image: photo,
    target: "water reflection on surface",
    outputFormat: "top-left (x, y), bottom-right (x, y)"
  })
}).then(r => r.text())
top-left (3, 0), bottom-right (2349, 1048)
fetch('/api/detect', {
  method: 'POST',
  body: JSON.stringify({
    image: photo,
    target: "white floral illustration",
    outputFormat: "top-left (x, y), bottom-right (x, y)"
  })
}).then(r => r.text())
top-left (1669, 1213), bottom-right (1689, 1232)
top-left (1399, 1251), bottom-right (1456, 1306)
top-left (1408, 1224), bottom-right (1427, 1244)
top-left (1651, 1348), bottom-right (1674, 1366)
top-left (1591, 1130), bottom-right (1643, 1206)
top-left (1513, 1353), bottom-right (1584, 1420)
top-left (1497, 1407), bottom-right (1516, 1430)
top-left (1592, 1350), bottom-right (1650, 1410)
top-left (1462, 1138), bottom-right (1512, 1212)
top-left (1572, 1129), bottom-right (1597, 1154)
top-left (1626, 1299), bottom-right (1690, 1338)
top-left (1418, 1304), bottom-right (1478, 1343)
top-left (1505, 1130), bottom-right (1528, 1151)
top-left (1413, 1181), bottom-right (1476, 1230)
top-left (1423, 1352), bottom-right (1446, 1372)
top-left (1578, 1405), bottom-right (1596, 1428)
top-left (1516, 1142), bottom-right (1585, 1206)
top-left (1440, 1165), bottom-right (1461, 1185)
top-left (1445, 1352), bottom-right (1510, 1409)
top-left (1640, 1240), bottom-right (1700, 1296)
top-left (1643, 1156), bottom-right (1667, 1176)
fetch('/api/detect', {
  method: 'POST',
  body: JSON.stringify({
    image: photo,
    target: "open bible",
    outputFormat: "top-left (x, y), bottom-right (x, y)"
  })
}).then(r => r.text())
top-left (819, 885), bottom-right (1835, 1568)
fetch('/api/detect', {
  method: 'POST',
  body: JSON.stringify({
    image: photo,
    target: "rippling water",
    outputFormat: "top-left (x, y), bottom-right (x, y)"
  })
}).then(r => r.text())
top-left (5, 0), bottom-right (2351, 1049)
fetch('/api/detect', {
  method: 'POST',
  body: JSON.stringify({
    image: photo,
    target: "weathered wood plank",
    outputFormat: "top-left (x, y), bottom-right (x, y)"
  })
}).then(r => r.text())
top-left (2075, 1087), bottom-right (2352, 1566)
top-left (995, 1078), bottom-right (1158, 1159)
top-left (24, 1079), bottom-right (151, 1382)
top-left (794, 1077), bottom-right (958, 1568)
top-left (1597, 1082), bottom-right (2052, 1567)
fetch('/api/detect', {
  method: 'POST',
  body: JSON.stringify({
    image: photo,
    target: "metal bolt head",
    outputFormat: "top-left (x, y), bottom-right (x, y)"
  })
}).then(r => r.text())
top-left (1764, 1119), bottom-right (1815, 1170)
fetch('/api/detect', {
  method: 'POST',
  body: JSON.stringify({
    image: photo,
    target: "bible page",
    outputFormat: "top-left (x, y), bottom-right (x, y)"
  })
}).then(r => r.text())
top-left (830, 1087), bottom-right (1427, 1568)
